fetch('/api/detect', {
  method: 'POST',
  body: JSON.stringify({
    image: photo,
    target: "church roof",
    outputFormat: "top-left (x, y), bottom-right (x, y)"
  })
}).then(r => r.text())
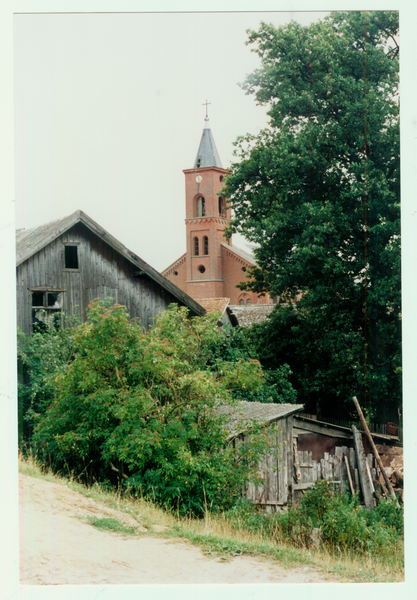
top-left (221, 242), bottom-right (257, 266)
top-left (193, 119), bottom-right (223, 169)
top-left (195, 297), bottom-right (230, 316)
top-left (228, 304), bottom-right (276, 328)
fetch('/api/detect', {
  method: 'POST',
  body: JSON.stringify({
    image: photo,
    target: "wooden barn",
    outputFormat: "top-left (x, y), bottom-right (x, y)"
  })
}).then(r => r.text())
top-left (16, 210), bottom-right (205, 335)
top-left (221, 402), bottom-right (402, 510)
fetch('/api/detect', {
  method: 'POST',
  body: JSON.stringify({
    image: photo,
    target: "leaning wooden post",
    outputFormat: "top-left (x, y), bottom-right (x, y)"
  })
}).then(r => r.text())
top-left (344, 455), bottom-right (355, 495)
top-left (352, 396), bottom-right (399, 506)
top-left (352, 425), bottom-right (374, 509)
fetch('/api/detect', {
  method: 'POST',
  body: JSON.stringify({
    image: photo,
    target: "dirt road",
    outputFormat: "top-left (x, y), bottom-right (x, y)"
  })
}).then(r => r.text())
top-left (19, 473), bottom-right (341, 585)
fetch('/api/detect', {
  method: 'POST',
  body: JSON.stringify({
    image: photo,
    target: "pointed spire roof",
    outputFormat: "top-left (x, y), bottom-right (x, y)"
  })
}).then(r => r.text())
top-left (193, 117), bottom-right (223, 169)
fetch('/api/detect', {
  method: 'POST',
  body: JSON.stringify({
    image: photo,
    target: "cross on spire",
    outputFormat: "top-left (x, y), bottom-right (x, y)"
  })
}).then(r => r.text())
top-left (203, 99), bottom-right (211, 120)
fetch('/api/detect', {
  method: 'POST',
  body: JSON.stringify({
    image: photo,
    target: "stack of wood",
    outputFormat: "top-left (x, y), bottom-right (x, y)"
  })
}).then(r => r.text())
top-left (374, 444), bottom-right (404, 503)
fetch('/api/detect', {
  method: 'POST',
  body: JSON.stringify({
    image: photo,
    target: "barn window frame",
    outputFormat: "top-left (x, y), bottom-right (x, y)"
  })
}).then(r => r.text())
top-left (30, 289), bottom-right (64, 331)
top-left (63, 243), bottom-right (80, 271)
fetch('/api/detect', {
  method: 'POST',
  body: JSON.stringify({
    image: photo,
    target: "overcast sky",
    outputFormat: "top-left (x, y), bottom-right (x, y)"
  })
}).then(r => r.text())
top-left (14, 11), bottom-right (329, 272)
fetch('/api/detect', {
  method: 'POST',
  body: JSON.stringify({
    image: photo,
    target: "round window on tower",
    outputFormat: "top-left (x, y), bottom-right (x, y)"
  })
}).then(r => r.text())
top-left (198, 265), bottom-right (206, 274)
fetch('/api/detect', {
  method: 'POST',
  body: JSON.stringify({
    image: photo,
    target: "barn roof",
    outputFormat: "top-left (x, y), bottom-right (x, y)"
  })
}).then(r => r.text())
top-left (218, 401), bottom-right (304, 439)
top-left (15, 210), bottom-right (206, 317)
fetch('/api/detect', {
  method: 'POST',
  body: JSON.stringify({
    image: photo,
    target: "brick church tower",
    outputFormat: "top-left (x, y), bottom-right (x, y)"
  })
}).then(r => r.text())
top-left (163, 114), bottom-right (271, 306)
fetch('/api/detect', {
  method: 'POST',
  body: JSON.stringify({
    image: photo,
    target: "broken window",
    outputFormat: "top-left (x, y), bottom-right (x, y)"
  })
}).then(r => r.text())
top-left (64, 245), bottom-right (79, 269)
top-left (31, 290), bottom-right (63, 331)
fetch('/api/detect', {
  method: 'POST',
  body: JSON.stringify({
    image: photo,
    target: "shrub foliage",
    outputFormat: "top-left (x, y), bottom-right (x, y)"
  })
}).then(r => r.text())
top-left (23, 299), bottom-right (293, 515)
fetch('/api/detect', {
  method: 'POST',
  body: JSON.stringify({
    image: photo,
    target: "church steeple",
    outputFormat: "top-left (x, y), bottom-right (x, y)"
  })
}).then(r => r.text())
top-left (194, 119), bottom-right (223, 169)
top-left (193, 101), bottom-right (223, 169)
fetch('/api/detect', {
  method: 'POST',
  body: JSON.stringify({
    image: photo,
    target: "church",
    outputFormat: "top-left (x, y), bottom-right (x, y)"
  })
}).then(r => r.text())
top-left (162, 114), bottom-right (273, 309)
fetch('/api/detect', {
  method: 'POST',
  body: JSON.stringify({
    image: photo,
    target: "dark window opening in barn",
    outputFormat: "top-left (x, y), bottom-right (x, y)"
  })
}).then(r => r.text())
top-left (65, 245), bottom-right (79, 269)
top-left (203, 236), bottom-right (209, 255)
top-left (194, 237), bottom-right (199, 256)
top-left (31, 291), bottom-right (63, 332)
top-left (32, 291), bottom-right (44, 307)
top-left (197, 196), bottom-right (205, 217)
top-left (198, 265), bottom-right (205, 274)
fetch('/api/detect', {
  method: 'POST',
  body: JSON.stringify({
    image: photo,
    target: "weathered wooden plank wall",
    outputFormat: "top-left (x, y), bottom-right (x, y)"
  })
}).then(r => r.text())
top-left (244, 425), bottom-right (379, 510)
top-left (243, 417), bottom-right (291, 508)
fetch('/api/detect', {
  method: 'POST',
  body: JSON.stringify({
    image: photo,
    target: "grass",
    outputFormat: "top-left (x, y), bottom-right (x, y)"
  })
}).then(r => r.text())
top-left (18, 451), bottom-right (404, 583)
top-left (84, 516), bottom-right (141, 536)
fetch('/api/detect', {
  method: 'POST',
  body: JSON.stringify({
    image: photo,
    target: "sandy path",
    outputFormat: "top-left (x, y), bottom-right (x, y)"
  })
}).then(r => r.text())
top-left (19, 473), bottom-right (340, 585)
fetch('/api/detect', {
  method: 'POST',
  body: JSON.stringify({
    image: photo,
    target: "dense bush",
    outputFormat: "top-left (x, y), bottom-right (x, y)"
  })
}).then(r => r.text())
top-left (28, 299), bottom-right (287, 515)
top-left (17, 313), bottom-right (78, 442)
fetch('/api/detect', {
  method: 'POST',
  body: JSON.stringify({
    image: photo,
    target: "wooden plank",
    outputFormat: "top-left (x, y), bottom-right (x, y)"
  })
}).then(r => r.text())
top-left (294, 418), bottom-right (352, 439)
top-left (293, 482), bottom-right (316, 491)
top-left (344, 455), bottom-right (355, 494)
top-left (352, 425), bottom-right (374, 509)
top-left (293, 437), bottom-right (301, 483)
top-left (312, 459), bottom-right (318, 483)
top-left (287, 416), bottom-right (294, 504)
top-left (352, 396), bottom-right (399, 504)
top-left (335, 447), bottom-right (342, 492)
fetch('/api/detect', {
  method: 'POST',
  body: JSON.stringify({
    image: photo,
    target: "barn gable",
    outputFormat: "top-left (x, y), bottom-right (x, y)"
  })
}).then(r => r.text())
top-left (16, 210), bottom-right (205, 334)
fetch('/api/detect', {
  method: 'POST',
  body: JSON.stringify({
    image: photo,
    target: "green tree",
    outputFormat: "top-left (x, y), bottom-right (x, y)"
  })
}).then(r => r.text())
top-left (31, 300), bottom-right (280, 515)
top-left (223, 12), bottom-right (400, 420)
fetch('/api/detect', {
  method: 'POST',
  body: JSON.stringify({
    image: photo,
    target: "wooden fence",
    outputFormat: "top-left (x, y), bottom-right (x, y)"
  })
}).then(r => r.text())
top-left (292, 444), bottom-right (377, 506)
top-left (245, 435), bottom-right (378, 510)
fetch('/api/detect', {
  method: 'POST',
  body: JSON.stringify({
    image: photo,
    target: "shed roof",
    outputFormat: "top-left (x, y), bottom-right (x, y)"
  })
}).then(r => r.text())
top-left (16, 210), bottom-right (205, 317)
top-left (218, 401), bottom-right (304, 439)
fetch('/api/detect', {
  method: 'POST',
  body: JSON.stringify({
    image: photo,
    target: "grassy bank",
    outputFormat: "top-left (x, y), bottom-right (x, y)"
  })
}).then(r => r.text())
top-left (18, 452), bottom-right (404, 583)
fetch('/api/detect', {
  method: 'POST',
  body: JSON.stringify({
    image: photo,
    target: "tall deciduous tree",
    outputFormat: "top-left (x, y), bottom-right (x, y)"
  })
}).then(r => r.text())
top-left (223, 12), bottom-right (400, 420)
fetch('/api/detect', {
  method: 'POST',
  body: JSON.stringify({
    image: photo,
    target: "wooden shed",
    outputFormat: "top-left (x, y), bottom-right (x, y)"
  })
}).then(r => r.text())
top-left (220, 403), bottom-right (402, 510)
top-left (219, 401), bottom-right (304, 509)
top-left (16, 210), bottom-right (205, 335)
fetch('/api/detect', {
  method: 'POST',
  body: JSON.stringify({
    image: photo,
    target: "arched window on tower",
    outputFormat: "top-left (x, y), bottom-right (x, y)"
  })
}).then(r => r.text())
top-left (203, 236), bottom-right (209, 255)
top-left (194, 236), bottom-right (199, 256)
top-left (218, 197), bottom-right (224, 216)
top-left (197, 196), bottom-right (205, 217)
